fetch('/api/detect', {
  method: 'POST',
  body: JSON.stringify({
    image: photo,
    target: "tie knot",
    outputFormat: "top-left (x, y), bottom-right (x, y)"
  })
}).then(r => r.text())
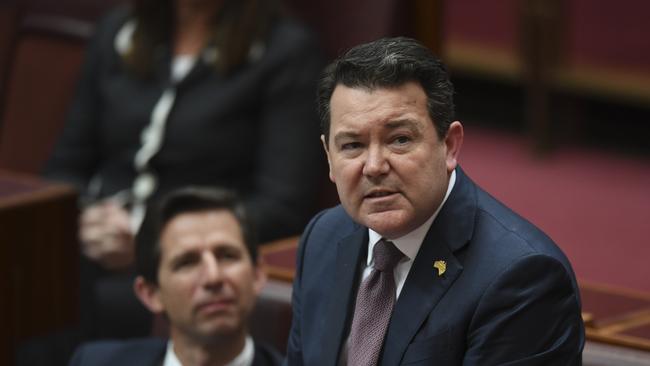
top-left (373, 239), bottom-right (403, 271)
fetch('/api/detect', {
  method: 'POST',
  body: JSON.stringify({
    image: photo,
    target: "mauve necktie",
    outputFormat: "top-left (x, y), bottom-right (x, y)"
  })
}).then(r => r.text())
top-left (347, 239), bottom-right (404, 366)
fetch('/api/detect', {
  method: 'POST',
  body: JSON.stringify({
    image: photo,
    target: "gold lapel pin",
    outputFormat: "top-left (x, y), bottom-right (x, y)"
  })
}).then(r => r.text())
top-left (433, 260), bottom-right (447, 276)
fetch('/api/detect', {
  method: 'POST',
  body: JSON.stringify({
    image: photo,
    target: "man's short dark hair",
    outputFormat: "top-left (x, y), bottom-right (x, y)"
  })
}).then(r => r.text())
top-left (135, 186), bottom-right (258, 285)
top-left (317, 36), bottom-right (455, 144)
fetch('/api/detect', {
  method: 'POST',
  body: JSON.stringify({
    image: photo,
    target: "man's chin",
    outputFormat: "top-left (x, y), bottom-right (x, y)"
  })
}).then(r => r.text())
top-left (362, 210), bottom-right (413, 239)
top-left (192, 320), bottom-right (243, 343)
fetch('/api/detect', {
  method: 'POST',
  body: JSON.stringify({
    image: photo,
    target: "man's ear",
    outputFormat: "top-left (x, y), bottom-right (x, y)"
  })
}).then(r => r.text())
top-left (133, 276), bottom-right (164, 314)
top-left (444, 121), bottom-right (464, 173)
top-left (321, 134), bottom-right (335, 183)
top-left (252, 258), bottom-right (268, 297)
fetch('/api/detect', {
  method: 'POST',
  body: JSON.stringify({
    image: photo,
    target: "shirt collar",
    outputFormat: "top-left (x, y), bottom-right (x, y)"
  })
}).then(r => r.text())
top-left (163, 340), bottom-right (181, 366)
top-left (368, 169), bottom-right (456, 265)
top-left (163, 335), bottom-right (255, 366)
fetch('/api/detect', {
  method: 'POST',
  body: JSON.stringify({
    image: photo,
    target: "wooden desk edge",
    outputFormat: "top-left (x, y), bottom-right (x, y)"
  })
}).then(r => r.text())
top-left (259, 236), bottom-right (299, 282)
top-left (0, 183), bottom-right (77, 209)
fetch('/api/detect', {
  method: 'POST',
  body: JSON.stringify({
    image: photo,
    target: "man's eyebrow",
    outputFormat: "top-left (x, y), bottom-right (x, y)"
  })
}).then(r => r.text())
top-left (169, 250), bottom-right (196, 265)
top-left (333, 131), bottom-right (361, 145)
top-left (384, 118), bottom-right (421, 132)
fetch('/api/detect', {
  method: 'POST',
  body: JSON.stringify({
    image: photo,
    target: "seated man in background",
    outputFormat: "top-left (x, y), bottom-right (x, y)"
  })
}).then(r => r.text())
top-left (69, 187), bottom-right (281, 366)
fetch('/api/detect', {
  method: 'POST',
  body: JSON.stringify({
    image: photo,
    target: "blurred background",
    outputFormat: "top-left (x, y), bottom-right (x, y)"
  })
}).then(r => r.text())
top-left (1, 0), bottom-right (648, 364)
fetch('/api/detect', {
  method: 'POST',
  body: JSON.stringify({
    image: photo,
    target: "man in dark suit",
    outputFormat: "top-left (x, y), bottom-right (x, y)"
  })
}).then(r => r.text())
top-left (69, 187), bottom-right (281, 366)
top-left (286, 37), bottom-right (584, 365)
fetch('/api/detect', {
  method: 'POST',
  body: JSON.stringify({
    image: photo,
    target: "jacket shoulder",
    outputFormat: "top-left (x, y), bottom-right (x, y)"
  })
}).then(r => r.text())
top-left (466, 178), bottom-right (579, 292)
top-left (69, 338), bottom-right (166, 366)
top-left (305, 205), bottom-right (358, 242)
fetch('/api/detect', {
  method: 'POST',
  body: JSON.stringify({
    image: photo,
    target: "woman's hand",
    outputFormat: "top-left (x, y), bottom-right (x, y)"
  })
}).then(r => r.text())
top-left (79, 200), bottom-right (134, 271)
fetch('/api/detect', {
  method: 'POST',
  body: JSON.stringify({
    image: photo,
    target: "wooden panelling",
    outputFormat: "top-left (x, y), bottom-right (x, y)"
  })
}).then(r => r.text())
top-left (0, 171), bottom-right (78, 366)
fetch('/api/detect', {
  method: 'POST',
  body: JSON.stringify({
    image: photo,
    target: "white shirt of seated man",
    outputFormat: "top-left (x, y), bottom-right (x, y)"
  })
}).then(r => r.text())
top-left (164, 337), bottom-right (254, 366)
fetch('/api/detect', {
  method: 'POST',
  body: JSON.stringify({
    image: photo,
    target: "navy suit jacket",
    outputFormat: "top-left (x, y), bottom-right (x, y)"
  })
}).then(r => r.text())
top-left (287, 167), bottom-right (584, 365)
top-left (69, 337), bottom-right (282, 366)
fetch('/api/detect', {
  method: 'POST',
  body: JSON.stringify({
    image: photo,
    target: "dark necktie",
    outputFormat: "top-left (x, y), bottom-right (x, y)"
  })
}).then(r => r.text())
top-left (347, 239), bottom-right (404, 366)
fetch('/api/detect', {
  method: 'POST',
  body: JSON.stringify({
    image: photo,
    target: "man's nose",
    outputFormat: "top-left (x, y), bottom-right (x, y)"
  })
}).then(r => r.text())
top-left (362, 144), bottom-right (389, 177)
top-left (201, 253), bottom-right (222, 285)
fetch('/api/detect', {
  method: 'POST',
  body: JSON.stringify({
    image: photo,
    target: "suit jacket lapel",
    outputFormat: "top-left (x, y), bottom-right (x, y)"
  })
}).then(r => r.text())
top-left (320, 226), bottom-right (368, 366)
top-left (380, 230), bottom-right (463, 365)
top-left (381, 167), bottom-right (476, 365)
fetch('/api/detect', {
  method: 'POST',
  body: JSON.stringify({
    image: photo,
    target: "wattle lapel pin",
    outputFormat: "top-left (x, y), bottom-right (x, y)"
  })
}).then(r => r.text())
top-left (433, 260), bottom-right (446, 276)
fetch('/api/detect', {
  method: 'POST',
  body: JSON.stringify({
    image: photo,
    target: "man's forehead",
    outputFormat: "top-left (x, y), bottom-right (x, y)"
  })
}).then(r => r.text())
top-left (332, 82), bottom-right (426, 111)
top-left (159, 210), bottom-right (245, 257)
top-left (331, 81), bottom-right (425, 99)
top-left (165, 234), bottom-right (244, 255)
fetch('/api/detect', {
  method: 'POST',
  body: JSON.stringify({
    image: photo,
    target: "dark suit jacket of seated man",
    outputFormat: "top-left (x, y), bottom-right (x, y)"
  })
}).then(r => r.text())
top-left (69, 337), bottom-right (280, 366)
top-left (70, 187), bottom-right (282, 366)
top-left (286, 37), bottom-right (585, 365)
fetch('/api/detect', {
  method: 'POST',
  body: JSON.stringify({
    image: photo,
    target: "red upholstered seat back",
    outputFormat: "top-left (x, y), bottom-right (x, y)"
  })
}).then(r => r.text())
top-left (0, 15), bottom-right (90, 173)
top-left (285, 0), bottom-right (412, 60)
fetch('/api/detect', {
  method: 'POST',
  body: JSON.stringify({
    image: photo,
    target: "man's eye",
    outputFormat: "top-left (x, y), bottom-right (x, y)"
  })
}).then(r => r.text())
top-left (341, 142), bottom-right (362, 150)
top-left (393, 135), bottom-right (411, 145)
top-left (173, 256), bottom-right (198, 270)
top-left (217, 249), bottom-right (242, 261)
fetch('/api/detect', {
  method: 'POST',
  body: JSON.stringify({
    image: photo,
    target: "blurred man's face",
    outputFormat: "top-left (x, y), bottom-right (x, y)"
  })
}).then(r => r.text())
top-left (147, 210), bottom-right (264, 343)
top-left (323, 82), bottom-right (462, 239)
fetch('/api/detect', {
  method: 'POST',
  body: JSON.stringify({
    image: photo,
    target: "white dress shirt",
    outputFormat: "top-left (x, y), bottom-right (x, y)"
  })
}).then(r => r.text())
top-left (163, 335), bottom-right (254, 366)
